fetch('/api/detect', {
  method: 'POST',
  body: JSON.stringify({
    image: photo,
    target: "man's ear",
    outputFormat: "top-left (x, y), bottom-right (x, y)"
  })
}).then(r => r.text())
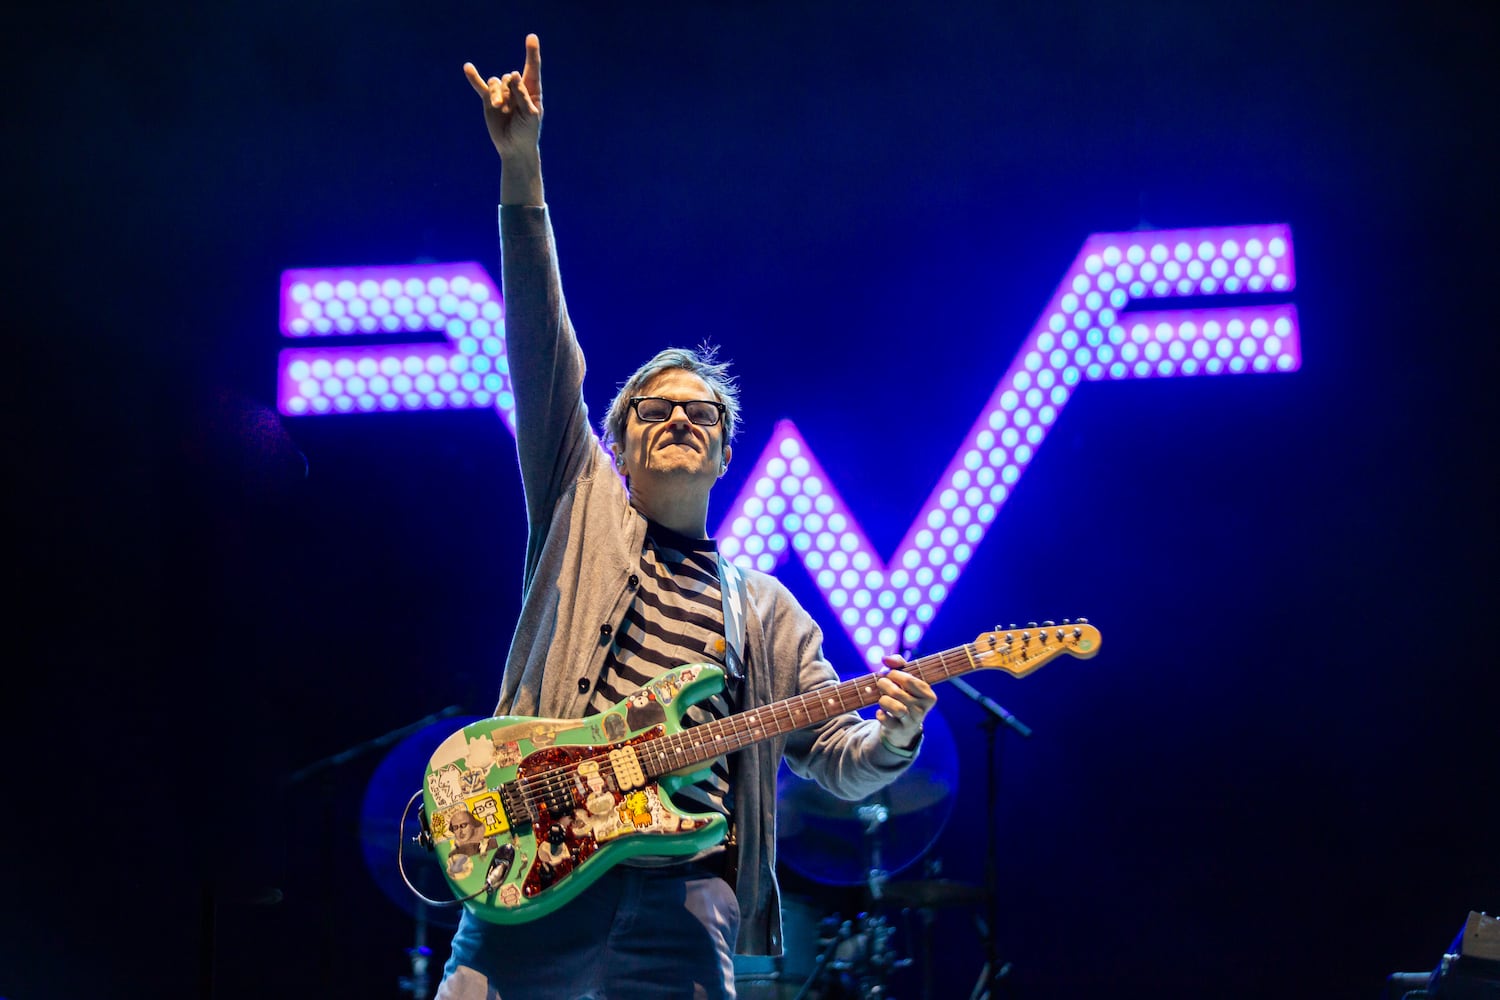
top-left (612, 447), bottom-right (625, 469)
top-left (719, 445), bottom-right (732, 477)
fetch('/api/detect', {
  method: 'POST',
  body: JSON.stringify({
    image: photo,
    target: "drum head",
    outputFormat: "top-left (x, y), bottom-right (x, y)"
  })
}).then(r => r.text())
top-left (359, 714), bottom-right (485, 927)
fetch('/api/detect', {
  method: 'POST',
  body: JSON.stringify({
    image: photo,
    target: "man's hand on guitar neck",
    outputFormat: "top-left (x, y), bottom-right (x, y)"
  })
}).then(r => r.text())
top-left (873, 655), bottom-right (936, 753)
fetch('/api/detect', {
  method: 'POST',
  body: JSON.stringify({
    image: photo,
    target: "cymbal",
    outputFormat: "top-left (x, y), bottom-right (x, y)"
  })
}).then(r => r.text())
top-left (776, 706), bottom-right (959, 886)
top-left (878, 878), bottom-right (987, 910)
top-left (778, 765), bottom-right (952, 822)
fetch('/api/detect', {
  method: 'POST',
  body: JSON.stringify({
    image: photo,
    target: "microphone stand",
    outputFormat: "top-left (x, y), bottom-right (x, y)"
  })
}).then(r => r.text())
top-left (282, 705), bottom-right (467, 787)
top-left (399, 902), bottom-right (432, 1000)
top-left (946, 677), bottom-right (1031, 1000)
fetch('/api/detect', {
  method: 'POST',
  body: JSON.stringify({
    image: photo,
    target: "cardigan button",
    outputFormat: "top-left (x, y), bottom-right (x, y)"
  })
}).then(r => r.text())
top-left (628, 574), bottom-right (639, 588)
top-left (577, 678), bottom-right (590, 694)
top-left (599, 623), bottom-right (612, 637)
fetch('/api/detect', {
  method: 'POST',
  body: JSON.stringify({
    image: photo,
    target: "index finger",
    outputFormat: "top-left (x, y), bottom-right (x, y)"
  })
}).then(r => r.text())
top-left (522, 33), bottom-right (541, 93)
top-left (462, 62), bottom-right (490, 97)
top-left (890, 671), bottom-right (935, 696)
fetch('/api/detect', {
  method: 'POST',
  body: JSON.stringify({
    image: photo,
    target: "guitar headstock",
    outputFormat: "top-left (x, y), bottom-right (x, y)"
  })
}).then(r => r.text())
top-left (970, 619), bottom-right (1101, 678)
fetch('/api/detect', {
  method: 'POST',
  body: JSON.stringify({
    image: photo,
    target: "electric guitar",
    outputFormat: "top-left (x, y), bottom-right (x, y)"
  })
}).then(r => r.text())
top-left (417, 620), bottom-right (1100, 924)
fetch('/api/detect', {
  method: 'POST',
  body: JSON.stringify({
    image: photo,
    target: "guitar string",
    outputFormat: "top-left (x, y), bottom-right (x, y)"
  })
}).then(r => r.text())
top-left (506, 641), bottom-right (1002, 814)
top-left (502, 635), bottom-right (1065, 818)
top-left (506, 643), bottom-right (973, 813)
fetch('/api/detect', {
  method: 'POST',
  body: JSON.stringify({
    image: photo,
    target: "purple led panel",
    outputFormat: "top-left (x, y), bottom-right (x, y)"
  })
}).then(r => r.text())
top-left (277, 262), bottom-right (517, 432)
top-left (713, 224), bottom-right (1299, 666)
top-left (278, 224), bottom-right (1298, 669)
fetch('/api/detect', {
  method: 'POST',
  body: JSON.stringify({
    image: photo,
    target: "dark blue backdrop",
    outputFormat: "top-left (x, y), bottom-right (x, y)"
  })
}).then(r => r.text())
top-left (10, 2), bottom-right (1496, 998)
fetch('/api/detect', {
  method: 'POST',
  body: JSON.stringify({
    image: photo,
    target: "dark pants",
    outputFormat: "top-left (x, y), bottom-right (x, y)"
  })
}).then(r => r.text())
top-left (438, 863), bottom-right (740, 1000)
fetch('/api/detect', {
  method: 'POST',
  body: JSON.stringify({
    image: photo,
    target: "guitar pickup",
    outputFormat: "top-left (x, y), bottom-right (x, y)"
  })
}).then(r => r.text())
top-left (609, 746), bottom-right (645, 790)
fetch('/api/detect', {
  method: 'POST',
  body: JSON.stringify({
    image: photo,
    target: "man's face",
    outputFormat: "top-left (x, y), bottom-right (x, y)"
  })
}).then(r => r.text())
top-left (615, 369), bottom-right (731, 489)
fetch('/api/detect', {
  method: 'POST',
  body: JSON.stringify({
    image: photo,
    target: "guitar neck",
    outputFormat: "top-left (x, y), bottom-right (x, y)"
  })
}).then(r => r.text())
top-left (642, 632), bottom-right (1051, 778)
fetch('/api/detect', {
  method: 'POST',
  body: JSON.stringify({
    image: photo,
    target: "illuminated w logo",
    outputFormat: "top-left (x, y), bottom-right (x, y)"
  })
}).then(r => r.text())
top-left (277, 224), bottom-right (1298, 666)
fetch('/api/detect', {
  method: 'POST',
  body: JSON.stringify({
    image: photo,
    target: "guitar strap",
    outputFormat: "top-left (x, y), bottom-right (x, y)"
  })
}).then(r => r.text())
top-left (716, 552), bottom-right (748, 890)
top-left (717, 553), bottom-right (748, 692)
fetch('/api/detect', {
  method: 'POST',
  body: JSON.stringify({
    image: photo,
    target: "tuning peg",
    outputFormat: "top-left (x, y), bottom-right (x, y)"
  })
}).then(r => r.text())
top-left (1026, 621), bottom-right (1039, 628)
top-left (1062, 618), bottom-right (1072, 625)
top-left (1076, 617), bottom-right (1089, 624)
top-left (1041, 620), bottom-right (1055, 627)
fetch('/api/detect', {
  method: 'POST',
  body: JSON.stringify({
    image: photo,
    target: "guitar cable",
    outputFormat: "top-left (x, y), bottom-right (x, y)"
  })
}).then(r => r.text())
top-left (398, 790), bottom-right (512, 908)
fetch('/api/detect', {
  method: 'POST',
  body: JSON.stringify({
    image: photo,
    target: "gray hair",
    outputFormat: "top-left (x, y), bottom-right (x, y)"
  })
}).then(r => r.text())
top-left (602, 345), bottom-right (741, 450)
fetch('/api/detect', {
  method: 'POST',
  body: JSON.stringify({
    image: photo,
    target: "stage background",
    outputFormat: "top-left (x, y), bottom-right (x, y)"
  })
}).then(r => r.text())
top-left (8, 2), bottom-right (1496, 998)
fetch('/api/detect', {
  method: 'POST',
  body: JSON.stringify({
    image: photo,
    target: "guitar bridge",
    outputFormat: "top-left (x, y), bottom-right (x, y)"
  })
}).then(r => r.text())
top-left (498, 780), bottom-right (534, 831)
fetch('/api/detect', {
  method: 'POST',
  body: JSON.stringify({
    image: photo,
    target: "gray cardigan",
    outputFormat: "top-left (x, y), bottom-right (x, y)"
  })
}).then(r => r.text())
top-left (490, 204), bottom-right (913, 956)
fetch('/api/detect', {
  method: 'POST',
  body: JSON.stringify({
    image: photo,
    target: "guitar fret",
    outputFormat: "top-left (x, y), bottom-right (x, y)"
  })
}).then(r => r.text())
top-left (637, 634), bottom-right (1074, 775)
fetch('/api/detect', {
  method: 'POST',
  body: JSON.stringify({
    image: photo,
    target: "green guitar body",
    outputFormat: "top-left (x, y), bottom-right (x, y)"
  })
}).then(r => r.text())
top-left (422, 663), bottom-right (728, 925)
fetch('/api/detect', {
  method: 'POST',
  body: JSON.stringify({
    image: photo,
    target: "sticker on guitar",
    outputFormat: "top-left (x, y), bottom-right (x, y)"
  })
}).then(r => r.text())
top-left (415, 621), bottom-right (1099, 924)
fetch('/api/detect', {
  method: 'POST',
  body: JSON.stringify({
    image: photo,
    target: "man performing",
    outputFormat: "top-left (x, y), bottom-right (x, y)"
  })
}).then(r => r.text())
top-left (436, 33), bottom-right (937, 999)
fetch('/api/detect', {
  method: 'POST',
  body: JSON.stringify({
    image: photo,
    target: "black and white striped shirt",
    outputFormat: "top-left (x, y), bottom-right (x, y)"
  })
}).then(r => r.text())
top-left (587, 520), bottom-right (737, 822)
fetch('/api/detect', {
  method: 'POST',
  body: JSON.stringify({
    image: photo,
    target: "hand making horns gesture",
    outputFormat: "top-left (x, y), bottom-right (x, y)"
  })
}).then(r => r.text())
top-left (463, 33), bottom-right (542, 161)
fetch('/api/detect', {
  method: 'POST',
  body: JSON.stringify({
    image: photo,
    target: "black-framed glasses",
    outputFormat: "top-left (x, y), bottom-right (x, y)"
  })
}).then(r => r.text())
top-left (628, 396), bottom-right (726, 427)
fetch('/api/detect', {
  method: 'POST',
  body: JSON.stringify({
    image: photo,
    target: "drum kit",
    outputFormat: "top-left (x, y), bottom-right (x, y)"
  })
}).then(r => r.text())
top-left (766, 670), bottom-right (1041, 1000)
top-left (736, 705), bottom-right (988, 1000)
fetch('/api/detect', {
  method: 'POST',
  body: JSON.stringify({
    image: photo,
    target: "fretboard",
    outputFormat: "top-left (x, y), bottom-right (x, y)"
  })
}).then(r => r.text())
top-left (638, 642), bottom-right (982, 777)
